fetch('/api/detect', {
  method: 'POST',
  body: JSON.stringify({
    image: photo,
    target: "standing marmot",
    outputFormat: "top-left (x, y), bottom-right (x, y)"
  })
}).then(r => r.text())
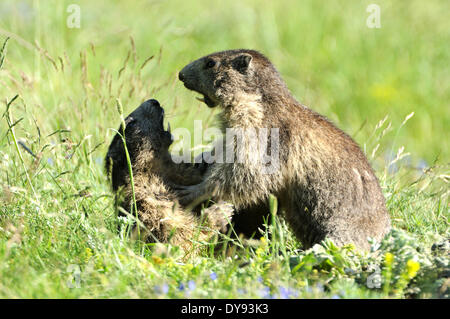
top-left (177, 49), bottom-right (391, 250)
top-left (105, 99), bottom-right (233, 252)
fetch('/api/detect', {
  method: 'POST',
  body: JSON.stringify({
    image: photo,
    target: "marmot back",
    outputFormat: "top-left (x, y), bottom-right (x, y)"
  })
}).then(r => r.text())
top-left (177, 49), bottom-right (391, 250)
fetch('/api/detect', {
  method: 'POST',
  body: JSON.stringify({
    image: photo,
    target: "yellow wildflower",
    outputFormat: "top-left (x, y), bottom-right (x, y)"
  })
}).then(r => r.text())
top-left (260, 236), bottom-right (268, 246)
top-left (384, 252), bottom-right (394, 266)
top-left (255, 247), bottom-right (264, 257)
top-left (406, 259), bottom-right (420, 278)
top-left (118, 254), bottom-right (127, 263)
top-left (84, 247), bottom-right (93, 263)
top-left (152, 255), bottom-right (164, 264)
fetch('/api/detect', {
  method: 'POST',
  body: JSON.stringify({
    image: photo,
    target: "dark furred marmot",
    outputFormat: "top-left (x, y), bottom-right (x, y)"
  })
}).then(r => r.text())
top-left (177, 49), bottom-right (391, 250)
top-left (105, 99), bottom-right (233, 252)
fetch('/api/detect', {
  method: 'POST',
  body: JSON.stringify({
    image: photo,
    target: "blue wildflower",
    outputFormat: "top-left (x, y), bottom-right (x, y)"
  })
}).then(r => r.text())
top-left (315, 283), bottom-right (324, 292)
top-left (154, 283), bottom-right (169, 294)
top-left (188, 280), bottom-right (196, 290)
top-left (237, 288), bottom-right (247, 295)
top-left (259, 286), bottom-right (271, 299)
top-left (279, 287), bottom-right (290, 299)
top-left (210, 272), bottom-right (217, 280)
top-left (162, 283), bottom-right (169, 294)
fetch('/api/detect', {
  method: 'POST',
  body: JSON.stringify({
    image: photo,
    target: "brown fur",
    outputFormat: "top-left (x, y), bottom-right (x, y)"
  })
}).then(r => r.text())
top-left (177, 49), bottom-right (391, 250)
top-left (105, 99), bottom-right (233, 253)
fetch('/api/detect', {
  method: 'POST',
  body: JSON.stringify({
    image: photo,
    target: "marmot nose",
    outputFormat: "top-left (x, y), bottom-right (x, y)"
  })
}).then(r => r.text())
top-left (178, 71), bottom-right (185, 82)
top-left (148, 99), bottom-right (160, 107)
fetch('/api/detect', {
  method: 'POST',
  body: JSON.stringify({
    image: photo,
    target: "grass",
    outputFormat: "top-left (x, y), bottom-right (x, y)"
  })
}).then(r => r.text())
top-left (0, 0), bottom-right (448, 298)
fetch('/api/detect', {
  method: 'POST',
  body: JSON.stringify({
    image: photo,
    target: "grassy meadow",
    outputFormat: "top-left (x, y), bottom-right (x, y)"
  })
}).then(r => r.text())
top-left (0, 0), bottom-right (448, 298)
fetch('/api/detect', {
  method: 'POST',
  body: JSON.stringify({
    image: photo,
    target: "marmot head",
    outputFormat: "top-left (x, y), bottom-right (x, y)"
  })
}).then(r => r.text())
top-left (105, 99), bottom-right (173, 190)
top-left (178, 49), bottom-right (290, 109)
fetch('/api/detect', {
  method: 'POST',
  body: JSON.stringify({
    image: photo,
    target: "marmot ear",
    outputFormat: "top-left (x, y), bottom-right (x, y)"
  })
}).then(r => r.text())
top-left (233, 53), bottom-right (253, 72)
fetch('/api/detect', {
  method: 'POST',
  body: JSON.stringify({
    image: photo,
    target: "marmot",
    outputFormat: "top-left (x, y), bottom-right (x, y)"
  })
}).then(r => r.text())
top-left (105, 99), bottom-right (233, 252)
top-left (177, 49), bottom-right (391, 250)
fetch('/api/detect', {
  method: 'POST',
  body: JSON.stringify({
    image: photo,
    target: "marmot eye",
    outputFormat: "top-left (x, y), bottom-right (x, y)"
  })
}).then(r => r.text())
top-left (205, 59), bottom-right (216, 69)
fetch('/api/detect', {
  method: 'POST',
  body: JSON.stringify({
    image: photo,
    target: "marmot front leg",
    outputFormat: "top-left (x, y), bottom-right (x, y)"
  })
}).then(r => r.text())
top-left (201, 201), bottom-right (234, 233)
top-left (167, 156), bottom-right (209, 186)
top-left (175, 181), bottom-right (214, 207)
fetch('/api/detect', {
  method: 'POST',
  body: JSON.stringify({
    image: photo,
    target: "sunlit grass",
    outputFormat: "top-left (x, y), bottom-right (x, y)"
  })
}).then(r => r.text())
top-left (0, 0), bottom-right (448, 298)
